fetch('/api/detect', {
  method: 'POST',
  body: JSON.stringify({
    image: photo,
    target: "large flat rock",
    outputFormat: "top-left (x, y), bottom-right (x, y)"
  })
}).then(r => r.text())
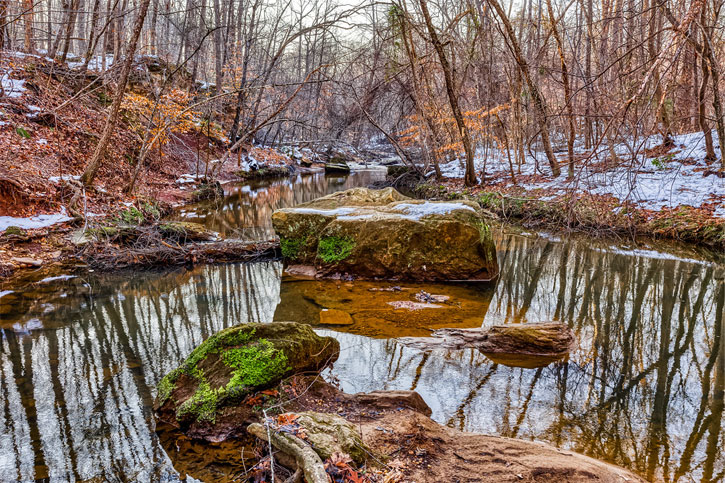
top-left (271, 187), bottom-right (498, 281)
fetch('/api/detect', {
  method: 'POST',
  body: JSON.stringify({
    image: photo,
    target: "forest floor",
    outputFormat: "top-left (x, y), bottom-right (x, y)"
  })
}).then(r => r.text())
top-left (423, 132), bottom-right (725, 249)
top-left (0, 52), bottom-right (319, 277)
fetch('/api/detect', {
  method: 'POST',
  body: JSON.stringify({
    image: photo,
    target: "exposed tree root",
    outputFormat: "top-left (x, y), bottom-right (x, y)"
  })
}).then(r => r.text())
top-left (247, 422), bottom-right (328, 483)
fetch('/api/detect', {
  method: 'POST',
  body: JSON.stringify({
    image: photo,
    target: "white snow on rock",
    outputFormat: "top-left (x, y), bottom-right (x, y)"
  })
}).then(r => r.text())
top-left (0, 211), bottom-right (72, 231)
top-left (392, 202), bottom-right (476, 219)
top-left (438, 131), bottom-right (725, 217)
top-left (290, 207), bottom-right (357, 216)
top-left (67, 54), bottom-right (115, 71)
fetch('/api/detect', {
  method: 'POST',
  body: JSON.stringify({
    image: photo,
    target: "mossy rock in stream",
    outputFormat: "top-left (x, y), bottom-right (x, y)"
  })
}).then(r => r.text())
top-left (271, 187), bottom-right (499, 281)
top-left (153, 322), bottom-right (339, 441)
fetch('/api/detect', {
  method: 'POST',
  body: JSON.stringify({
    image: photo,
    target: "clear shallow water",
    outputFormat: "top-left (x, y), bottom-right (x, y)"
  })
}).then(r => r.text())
top-left (0, 171), bottom-right (723, 482)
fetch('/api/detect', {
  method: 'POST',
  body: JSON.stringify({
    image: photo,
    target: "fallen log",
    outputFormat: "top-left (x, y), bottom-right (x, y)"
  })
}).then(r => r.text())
top-left (400, 322), bottom-right (576, 366)
top-left (78, 239), bottom-right (280, 270)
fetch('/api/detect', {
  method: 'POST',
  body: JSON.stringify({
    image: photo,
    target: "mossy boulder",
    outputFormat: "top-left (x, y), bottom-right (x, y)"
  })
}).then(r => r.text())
top-left (154, 322), bottom-right (339, 441)
top-left (271, 187), bottom-right (498, 281)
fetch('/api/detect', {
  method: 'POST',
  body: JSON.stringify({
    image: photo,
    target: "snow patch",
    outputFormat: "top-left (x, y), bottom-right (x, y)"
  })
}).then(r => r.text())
top-left (438, 130), bottom-right (725, 217)
top-left (0, 211), bottom-right (73, 231)
top-left (49, 175), bottom-right (80, 184)
top-left (1, 71), bottom-right (27, 98)
top-left (176, 173), bottom-right (206, 184)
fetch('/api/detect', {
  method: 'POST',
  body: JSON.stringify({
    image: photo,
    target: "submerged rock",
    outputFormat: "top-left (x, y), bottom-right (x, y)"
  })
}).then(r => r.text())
top-left (318, 308), bottom-right (354, 325)
top-left (271, 187), bottom-right (498, 281)
top-left (153, 322), bottom-right (339, 441)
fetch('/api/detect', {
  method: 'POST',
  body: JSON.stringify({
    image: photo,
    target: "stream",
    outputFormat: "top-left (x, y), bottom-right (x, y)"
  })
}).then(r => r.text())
top-left (0, 170), bottom-right (723, 482)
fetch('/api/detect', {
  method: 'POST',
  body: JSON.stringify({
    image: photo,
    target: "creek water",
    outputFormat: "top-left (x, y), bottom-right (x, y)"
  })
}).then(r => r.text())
top-left (0, 170), bottom-right (723, 482)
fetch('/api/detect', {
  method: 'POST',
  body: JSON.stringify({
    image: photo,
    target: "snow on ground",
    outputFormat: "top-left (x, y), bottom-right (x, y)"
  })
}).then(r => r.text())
top-left (49, 175), bottom-right (81, 184)
top-left (1, 70), bottom-right (27, 98)
top-left (176, 173), bottom-right (207, 184)
top-left (0, 210), bottom-right (72, 231)
top-left (439, 131), bottom-right (725, 216)
top-left (67, 54), bottom-right (115, 71)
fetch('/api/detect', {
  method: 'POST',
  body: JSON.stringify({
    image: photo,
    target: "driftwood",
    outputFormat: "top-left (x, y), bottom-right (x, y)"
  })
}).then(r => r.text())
top-left (79, 239), bottom-right (279, 270)
top-left (248, 422), bottom-right (328, 483)
top-left (400, 322), bottom-right (576, 358)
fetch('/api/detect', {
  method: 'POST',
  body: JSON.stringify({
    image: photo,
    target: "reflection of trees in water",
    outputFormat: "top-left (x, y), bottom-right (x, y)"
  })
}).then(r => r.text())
top-left (329, 235), bottom-right (723, 481)
top-left (0, 232), bottom-right (721, 481)
top-left (175, 171), bottom-right (386, 239)
top-left (0, 262), bottom-right (282, 481)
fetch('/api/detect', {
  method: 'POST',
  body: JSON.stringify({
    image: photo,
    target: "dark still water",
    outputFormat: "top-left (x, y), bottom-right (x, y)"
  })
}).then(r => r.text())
top-left (0, 171), bottom-right (723, 482)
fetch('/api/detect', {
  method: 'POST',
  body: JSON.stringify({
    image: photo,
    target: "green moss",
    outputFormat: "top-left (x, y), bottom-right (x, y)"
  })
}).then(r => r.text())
top-left (165, 326), bottom-right (291, 424)
top-left (183, 326), bottom-right (257, 372)
top-left (317, 236), bottom-right (355, 263)
top-left (157, 368), bottom-right (181, 406)
top-left (280, 236), bottom-right (305, 259)
top-left (222, 339), bottom-right (290, 396)
top-left (176, 380), bottom-right (219, 423)
top-left (3, 226), bottom-right (26, 236)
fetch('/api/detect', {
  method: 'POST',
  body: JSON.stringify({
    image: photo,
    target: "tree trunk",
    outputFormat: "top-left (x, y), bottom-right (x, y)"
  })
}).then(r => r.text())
top-left (488, 0), bottom-right (561, 176)
top-left (0, 0), bottom-right (7, 50)
top-left (60, 0), bottom-right (82, 64)
top-left (546, 0), bottom-right (576, 178)
top-left (22, 0), bottom-right (34, 52)
top-left (81, 0), bottom-right (153, 186)
top-left (698, 14), bottom-right (716, 160)
top-left (418, 0), bottom-right (477, 186)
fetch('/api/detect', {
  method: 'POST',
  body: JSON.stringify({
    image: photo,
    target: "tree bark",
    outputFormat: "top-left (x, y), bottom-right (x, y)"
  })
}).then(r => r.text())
top-left (22, 0), bottom-right (34, 52)
top-left (418, 0), bottom-right (477, 186)
top-left (81, 0), bottom-right (153, 186)
top-left (546, 0), bottom-right (575, 178)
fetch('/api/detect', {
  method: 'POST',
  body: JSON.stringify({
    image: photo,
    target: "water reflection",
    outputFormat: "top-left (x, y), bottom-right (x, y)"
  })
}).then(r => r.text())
top-left (0, 262), bottom-right (283, 481)
top-left (0, 221), bottom-right (723, 480)
top-left (171, 170), bottom-right (386, 239)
